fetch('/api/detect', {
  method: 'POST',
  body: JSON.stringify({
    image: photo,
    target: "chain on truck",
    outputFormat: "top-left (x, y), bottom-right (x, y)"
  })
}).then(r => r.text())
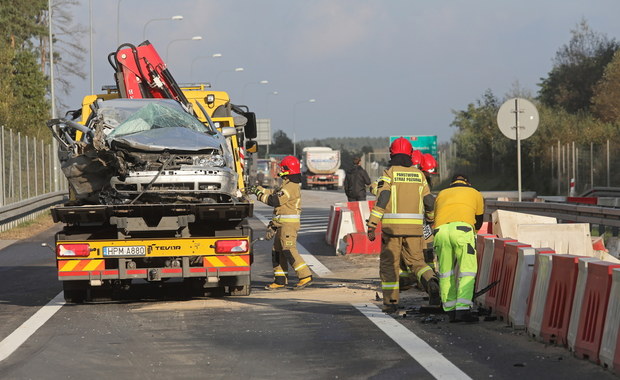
top-left (47, 41), bottom-right (259, 303)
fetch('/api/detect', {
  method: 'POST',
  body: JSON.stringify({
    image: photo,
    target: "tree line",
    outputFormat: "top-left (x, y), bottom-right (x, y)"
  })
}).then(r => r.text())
top-left (0, 0), bottom-right (84, 141)
top-left (446, 20), bottom-right (620, 195)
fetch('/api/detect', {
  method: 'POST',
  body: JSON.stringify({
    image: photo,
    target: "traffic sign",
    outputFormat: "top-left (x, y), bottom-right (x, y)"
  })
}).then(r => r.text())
top-left (497, 98), bottom-right (539, 140)
top-left (389, 135), bottom-right (437, 157)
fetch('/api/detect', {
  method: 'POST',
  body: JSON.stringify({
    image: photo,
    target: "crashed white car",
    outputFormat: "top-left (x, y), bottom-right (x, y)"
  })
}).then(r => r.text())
top-left (49, 98), bottom-right (241, 205)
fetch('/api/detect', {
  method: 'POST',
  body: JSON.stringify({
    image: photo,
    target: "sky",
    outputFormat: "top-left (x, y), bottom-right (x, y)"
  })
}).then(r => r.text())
top-left (60, 0), bottom-right (620, 145)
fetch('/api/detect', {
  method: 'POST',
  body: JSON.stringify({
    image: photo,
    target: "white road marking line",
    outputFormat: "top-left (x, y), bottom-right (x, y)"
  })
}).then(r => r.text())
top-left (0, 292), bottom-right (65, 362)
top-left (254, 213), bottom-right (333, 277)
top-left (353, 303), bottom-right (471, 380)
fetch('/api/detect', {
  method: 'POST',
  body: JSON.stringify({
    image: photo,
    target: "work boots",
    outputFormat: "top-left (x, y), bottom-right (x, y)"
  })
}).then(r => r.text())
top-left (293, 276), bottom-right (313, 290)
top-left (427, 278), bottom-right (441, 306)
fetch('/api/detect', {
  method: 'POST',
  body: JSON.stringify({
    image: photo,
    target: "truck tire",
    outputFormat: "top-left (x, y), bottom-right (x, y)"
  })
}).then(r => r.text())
top-left (63, 281), bottom-right (88, 303)
top-left (229, 285), bottom-right (251, 296)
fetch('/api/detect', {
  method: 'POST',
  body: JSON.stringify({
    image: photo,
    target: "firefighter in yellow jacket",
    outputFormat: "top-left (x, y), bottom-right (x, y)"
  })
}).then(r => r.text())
top-left (366, 138), bottom-right (437, 313)
top-left (249, 156), bottom-right (313, 290)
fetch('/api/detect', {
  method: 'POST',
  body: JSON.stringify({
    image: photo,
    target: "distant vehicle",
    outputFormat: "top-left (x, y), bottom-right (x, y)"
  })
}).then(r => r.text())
top-left (253, 158), bottom-right (278, 188)
top-left (301, 147), bottom-right (341, 190)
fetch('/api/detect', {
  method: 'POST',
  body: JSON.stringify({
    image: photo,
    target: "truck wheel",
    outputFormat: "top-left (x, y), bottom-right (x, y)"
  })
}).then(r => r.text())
top-left (229, 285), bottom-right (251, 296)
top-left (63, 281), bottom-right (88, 304)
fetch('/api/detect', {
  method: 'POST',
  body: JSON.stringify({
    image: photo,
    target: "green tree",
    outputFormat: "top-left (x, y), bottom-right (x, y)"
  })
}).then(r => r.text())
top-left (592, 50), bottom-right (620, 123)
top-left (538, 19), bottom-right (619, 113)
top-left (270, 130), bottom-right (294, 155)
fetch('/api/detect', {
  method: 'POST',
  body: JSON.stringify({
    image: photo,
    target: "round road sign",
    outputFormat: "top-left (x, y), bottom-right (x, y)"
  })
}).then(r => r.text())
top-left (497, 98), bottom-right (539, 140)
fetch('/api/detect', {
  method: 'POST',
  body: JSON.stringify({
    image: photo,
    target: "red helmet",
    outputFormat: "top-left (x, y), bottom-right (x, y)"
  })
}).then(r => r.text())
top-left (390, 137), bottom-right (413, 156)
top-left (279, 155), bottom-right (301, 176)
top-left (411, 150), bottom-right (423, 167)
top-left (421, 153), bottom-right (437, 174)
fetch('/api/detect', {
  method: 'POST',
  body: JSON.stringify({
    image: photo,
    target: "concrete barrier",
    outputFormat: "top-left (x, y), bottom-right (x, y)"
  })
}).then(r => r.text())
top-left (600, 268), bottom-right (620, 373)
top-left (526, 253), bottom-right (555, 340)
top-left (508, 247), bottom-right (536, 328)
top-left (573, 261), bottom-right (620, 363)
top-left (539, 254), bottom-right (582, 346)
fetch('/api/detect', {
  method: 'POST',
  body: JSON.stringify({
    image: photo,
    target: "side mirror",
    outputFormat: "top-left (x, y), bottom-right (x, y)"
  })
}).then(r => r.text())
top-left (243, 112), bottom-right (257, 139)
top-left (245, 140), bottom-right (258, 153)
top-left (220, 126), bottom-right (236, 137)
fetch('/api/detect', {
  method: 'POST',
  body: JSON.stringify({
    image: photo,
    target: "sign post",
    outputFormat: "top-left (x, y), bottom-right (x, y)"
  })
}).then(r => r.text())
top-left (497, 98), bottom-right (539, 202)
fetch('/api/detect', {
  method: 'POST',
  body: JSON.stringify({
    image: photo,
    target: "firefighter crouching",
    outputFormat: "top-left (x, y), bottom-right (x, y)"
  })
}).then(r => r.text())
top-left (248, 156), bottom-right (313, 290)
top-left (366, 138), bottom-right (438, 314)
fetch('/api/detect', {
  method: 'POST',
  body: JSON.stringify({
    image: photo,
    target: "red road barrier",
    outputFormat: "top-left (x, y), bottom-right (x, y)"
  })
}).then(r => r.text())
top-left (476, 234), bottom-right (496, 288)
top-left (495, 242), bottom-right (531, 320)
top-left (484, 238), bottom-right (518, 311)
top-left (478, 221), bottom-right (492, 234)
top-left (343, 231), bottom-right (382, 255)
top-left (539, 254), bottom-right (582, 346)
top-left (525, 248), bottom-right (555, 336)
top-left (508, 247), bottom-right (536, 328)
top-left (567, 257), bottom-right (604, 353)
top-left (573, 261), bottom-right (620, 363)
top-left (326, 203), bottom-right (347, 245)
top-left (476, 237), bottom-right (502, 307)
top-left (601, 268), bottom-right (620, 373)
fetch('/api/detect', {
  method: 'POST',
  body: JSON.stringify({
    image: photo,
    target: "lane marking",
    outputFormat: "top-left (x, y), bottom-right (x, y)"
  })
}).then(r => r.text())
top-left (254, 213), bottom-right (333, 277)
top-left (353, 303), bottom-right (471, 380)
top-left (0, 292), bottom-right (65, 362)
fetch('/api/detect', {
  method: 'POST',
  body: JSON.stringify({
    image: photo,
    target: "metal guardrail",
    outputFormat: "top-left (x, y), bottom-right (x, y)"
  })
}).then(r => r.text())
top-left (0, 191), bottom-right (67, 232)
top-left (486, 200), bottom-right (620, 228)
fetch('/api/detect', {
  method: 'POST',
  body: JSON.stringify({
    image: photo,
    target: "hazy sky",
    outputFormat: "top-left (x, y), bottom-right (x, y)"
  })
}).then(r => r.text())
top-left (62, 0), bottom-right (620, 144)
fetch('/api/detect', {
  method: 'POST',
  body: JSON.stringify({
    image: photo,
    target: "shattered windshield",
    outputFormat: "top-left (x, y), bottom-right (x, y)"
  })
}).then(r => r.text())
top-left (107, 102), bottom-right (209, 139)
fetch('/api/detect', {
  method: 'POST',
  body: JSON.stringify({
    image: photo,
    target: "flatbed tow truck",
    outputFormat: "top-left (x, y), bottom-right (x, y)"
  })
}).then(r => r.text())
top-left (49, 41), bottom-right (257, 303)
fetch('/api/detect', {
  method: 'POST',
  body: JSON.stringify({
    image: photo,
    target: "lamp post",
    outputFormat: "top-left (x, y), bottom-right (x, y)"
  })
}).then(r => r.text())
top-left (143, 15), bottom-right (183, 41)
top-left (242, 80), bottom-right (269, 103)
top-left (116, 0), bottom-right (123, 46)
top-left (265, 90), bottom-right (279, 116)
top-left (214, 67), bottom-right (244, 88)
top-left (165, 35), bottom-right (202, 62)
top-left (190, 53), bottom-right (222, 81)
top-left (292, 98), bottom-right (316, 157)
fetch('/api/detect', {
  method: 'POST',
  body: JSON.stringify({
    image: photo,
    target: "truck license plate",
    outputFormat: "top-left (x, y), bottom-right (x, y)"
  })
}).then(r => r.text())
top-left (103, 245), bottom-right (146, 256)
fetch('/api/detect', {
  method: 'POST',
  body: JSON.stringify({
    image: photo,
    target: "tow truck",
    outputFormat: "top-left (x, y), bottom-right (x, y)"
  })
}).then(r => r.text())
top-left (48, 41), bottom-right (257, 303)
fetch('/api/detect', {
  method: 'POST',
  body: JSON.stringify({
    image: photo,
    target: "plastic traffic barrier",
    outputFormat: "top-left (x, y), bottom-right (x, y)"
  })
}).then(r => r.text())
top-left (526, 253), bottom-right (555, 340)
top-left (495, 242), bottom-right (531, 321)
top-left (573, 261), bottom-right (620, 363)
top-left (334, 209), bottom-right (355, 253)
top-left (508, 247), bottom-right (536, 328)
top-left (476, 234), bottom-right (496, 286)
top-left (567, 257), bottom-right (603, 353)
top-left (539, 254), bottom-right (582, 346)
top-left (485, 238), bottom-right (518, 311)
top-left (600, 268), bottom-right (620, 373)
top-left (476, 237), bottom-right (501, 307)
top-left (343, 231), bottom-right (382, 254)
top-left (326, 203), bottom-right (347, 245)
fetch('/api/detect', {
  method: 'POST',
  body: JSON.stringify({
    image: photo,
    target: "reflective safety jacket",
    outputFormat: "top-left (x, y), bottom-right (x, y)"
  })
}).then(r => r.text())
top-left (256, 178), bottom-right (301, 227)
top-left (367, 166), bottom-right (435, 236)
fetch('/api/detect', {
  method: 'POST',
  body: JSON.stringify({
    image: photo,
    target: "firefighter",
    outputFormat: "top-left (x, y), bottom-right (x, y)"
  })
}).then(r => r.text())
top-left (433, 174), bottom-right (484, 323)
top-left (366, 138), bottom-right (437, 313)
top-left (248, 156), bottom-right (313, 290)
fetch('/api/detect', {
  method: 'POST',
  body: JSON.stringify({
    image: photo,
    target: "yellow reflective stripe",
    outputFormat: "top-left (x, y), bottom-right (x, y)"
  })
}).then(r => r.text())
top-left (382, 219), bottom-right (423, 225)
top-left (294, 263), bottom-right (307, 271)
top-left (274, 271), bottom-right (288, 275)
top-left (371, 210), bottom-right (384, 218)
top-left (391, 185), bottom-right (397, 212)
top-left (379, 176), bottom-right (391, 183)
top-left (383, 213), bottom-right (424, 219)
top-left (416, 266), bottom-right (433, 281)
top-left (382, 282), bottom-right (399, 289)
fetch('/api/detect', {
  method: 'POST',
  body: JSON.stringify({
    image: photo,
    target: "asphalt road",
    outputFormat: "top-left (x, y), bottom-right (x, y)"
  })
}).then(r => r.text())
top-left (0, 190), bottom-right (616, 379)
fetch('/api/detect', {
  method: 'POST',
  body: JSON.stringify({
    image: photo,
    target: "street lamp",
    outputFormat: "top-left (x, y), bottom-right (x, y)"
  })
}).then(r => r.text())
top-left (265, 90), bottom-right (279, 116)
top-left (143, 15), bottom-right (183, 41)
top-left (165, 35), bottom-right (202, 62)
top-left (242, 80), bottom-right (269, 103)
top-left (214, 67), bottom-right (244, 88)
top-left (293, 98), bottom-right (316, 157)
top-left (190, 53), bottom-right (223, 81)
